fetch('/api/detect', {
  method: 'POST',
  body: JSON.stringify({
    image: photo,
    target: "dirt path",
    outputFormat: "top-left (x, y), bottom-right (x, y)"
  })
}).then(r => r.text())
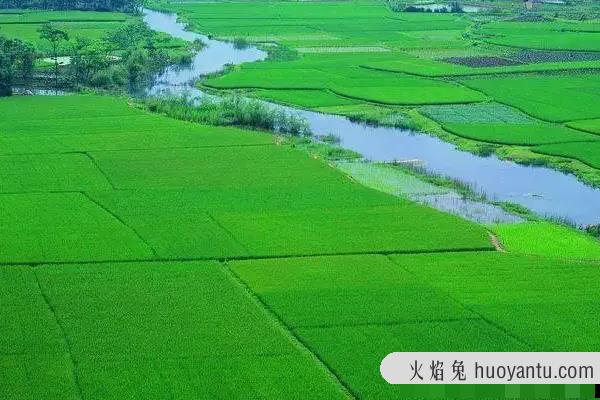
top-left (488, 231), bottom-right (507, 253)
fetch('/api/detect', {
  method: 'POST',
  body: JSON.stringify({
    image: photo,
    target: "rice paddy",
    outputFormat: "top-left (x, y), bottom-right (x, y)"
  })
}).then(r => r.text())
top-left (3, 0), bottom-right (600, 398)
top-left (492, 222), bottom-right (600, 259)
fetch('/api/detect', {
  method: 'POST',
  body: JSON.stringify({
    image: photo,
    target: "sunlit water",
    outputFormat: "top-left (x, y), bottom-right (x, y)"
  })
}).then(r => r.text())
top-left (142, 8), bottom-right (600, 226)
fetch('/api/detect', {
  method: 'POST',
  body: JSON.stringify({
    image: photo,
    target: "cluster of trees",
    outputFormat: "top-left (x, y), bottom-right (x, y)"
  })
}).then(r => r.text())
top-left (0, 0), bottom-right (144, 12)
top-left (0, 37), bottom-right (35, 95)
top-left (0, 20), bottom-right (179, 96)
top-left (65, 21), bottom-right (171, 90)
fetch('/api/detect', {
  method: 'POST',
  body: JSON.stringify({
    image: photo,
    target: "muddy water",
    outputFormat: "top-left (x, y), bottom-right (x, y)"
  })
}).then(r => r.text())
top-left (143, 8), bottom-right (600, 226)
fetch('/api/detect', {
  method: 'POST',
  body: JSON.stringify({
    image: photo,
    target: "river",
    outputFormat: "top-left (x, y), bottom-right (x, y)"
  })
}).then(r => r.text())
top-left (142, 8), bottom-right (600, 227)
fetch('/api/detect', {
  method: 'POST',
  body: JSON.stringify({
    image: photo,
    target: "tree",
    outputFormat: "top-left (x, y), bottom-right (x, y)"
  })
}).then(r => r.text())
top-left (69, 37), bottom-right (110, 86)
top-left (0, 0), bottom-right (144, 12)
top-left (0, 36), bottom-right (36, 96)
top-left (38, 23), bottom-right (68, 92)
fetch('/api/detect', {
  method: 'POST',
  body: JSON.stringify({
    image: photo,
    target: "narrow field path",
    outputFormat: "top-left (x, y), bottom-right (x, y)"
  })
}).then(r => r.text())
top-left (488, 232), bottom-right (507, 253)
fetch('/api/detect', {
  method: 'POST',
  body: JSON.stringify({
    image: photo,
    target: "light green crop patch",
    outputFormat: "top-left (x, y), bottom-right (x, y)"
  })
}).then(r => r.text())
top-left (492, 221), bottom-right (600, 260)
top-left (421, 103), bottom-right (600, 145)
top-left (216, 204), bottom-right (493, 258)
top-left (421, 103), bottom-right (533, 124)
top-left (0, 192), bottom-right (154, 263)
top-left (335, 161), bottom-right (448, 196)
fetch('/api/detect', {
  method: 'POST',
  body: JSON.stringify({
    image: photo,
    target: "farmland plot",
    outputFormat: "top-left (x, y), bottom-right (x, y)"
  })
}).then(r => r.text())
top-left (0, 262), bottom-right (347, 399)
top-left (492, 222), bottom-right (600, 259)
top-left (87, 145), bottom-right (349, 190)
top-left (214, 205), bottom-right (492, 257)
top-left (533, 141), bottom-right (600, 169)
top-left (461, 75), bottom-right (600, 123)
top-left (206, 65), bottom-right (487, 105)
top-left (0, 96), bottom-right (273, 155)
top-left (3, 0), bottom-right (600, 390)
top-left (231, 254), bottom-right (529, 399)
top-left (0, 192), bottom-right (155, 263)
top-left (1, 94), bottom-right (492, 262)
top-left (420, 103), bottom-right (599, 145)
top-left (478, 20), bottom-right (600, 52)
top-left (0, 153), bottom-right (112, 192)
top-left (0, 266), bottom-right (80, 400)
top-left (390, 252), bottom-right (600, 350)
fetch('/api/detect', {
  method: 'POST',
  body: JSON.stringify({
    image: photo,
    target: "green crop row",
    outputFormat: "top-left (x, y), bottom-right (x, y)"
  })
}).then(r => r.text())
top-left (442, 122), bottom-right (598, 146)
top-left (254, 89), bottom-right (359, 108)
top-left (364, 56), bottom-right (600, 77)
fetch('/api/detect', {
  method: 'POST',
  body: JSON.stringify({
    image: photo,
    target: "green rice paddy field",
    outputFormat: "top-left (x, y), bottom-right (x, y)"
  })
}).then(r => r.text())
top-left (145, 0), bottom-right (600, 185)
top-left (3, 0), bottom-right (600, 398)
top-left (2, 94), bottom-right (600, 399)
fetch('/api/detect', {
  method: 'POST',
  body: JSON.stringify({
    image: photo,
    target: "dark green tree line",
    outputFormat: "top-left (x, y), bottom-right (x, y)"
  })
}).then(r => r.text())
top-left (0, 37), bottom-right (35, 96)
top-left (0, 0), bottom-right (144, 12)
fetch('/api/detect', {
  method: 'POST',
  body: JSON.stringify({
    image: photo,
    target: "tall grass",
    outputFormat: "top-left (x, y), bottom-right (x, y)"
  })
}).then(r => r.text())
top-left (144, 95), bottom-right (312, 136)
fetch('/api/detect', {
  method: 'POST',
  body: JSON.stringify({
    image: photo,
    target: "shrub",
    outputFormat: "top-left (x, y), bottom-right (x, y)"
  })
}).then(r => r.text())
top-left (232, 37), bottom-right (249, 49)
top-left (585, 224), bottom-right (600, 238)
top-left (144, 95), bottom-right (312, 136)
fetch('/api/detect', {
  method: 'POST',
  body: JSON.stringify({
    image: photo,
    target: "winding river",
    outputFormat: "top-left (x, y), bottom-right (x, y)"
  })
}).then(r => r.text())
top-left (142, 9), bottom-right (600, 227)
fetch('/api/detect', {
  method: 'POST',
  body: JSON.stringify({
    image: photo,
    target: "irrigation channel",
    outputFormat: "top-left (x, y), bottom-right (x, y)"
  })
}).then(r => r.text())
top-left (143, 8), bottom-right (600, 226)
